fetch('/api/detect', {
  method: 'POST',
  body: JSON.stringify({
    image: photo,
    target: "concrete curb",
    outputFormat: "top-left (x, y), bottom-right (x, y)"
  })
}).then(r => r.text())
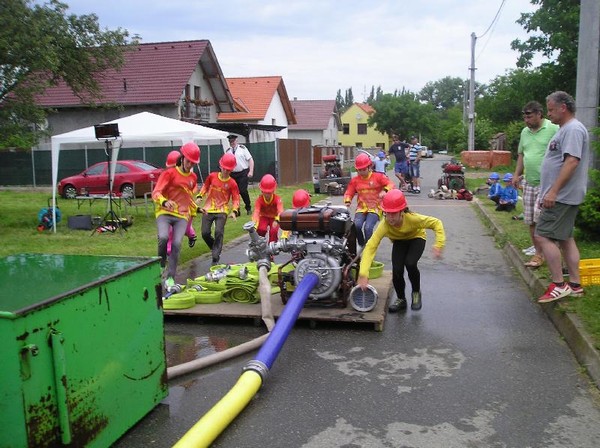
top-left (474, 198), bottom-right (600, 389)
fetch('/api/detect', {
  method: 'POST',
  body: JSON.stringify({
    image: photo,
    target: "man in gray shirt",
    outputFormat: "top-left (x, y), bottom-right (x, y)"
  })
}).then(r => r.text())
top-left (536, 91), bottom-right (589, 303)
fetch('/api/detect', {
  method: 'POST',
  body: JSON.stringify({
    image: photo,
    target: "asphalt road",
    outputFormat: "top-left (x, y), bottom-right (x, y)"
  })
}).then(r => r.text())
top-left (116, 155), bottom-right (600, 448)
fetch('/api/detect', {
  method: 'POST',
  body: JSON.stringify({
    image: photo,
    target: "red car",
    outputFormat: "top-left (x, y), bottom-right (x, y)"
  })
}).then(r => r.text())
top-left (58, 160), bottom-right (163, 198)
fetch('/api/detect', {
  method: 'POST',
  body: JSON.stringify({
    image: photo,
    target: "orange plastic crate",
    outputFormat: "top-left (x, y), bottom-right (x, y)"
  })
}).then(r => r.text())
top-left (579, 258), bottom-right (600, 286)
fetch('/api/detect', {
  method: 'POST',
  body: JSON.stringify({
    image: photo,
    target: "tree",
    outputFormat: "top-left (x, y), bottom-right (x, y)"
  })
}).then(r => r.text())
top-left (476, 68), bottom-right (549, 128)
top-left (365, 85), bottom-right (384, 105)
top-left (335, 89), bottom-right (344, 113)
top-left (344, 88), bottom-right (354, 109)
top-left (429, 105), bottom-right (465, 151)
top-left (511, 0), bottom-right (579, 93)
top-left (335, 87), bottom-right (356, 113)
top-left (0, 0), bottom-right (137, 148)
top-left (418, 76), bottom-right (466, 110)
top-left (368, 92), bottom-right (435, 142)
top-left (366, 85), bottom-right (375, 104)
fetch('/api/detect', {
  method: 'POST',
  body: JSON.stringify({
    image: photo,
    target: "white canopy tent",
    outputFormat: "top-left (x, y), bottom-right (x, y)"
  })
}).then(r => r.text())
top-left (50, 111), bottom-right (229, 232)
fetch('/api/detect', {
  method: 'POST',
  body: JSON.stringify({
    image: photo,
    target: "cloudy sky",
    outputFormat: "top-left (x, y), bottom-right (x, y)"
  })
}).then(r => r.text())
top-left (65, 0), bottom-right (540, 100)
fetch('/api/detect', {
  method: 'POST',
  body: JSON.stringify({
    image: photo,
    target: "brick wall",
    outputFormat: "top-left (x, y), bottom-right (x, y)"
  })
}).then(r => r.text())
top-left (460, 150), bottom-right (512, 169)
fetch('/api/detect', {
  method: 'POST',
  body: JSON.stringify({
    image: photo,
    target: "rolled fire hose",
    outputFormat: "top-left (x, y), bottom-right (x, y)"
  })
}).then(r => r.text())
top-left (173, 272), bottom-right (319, 448)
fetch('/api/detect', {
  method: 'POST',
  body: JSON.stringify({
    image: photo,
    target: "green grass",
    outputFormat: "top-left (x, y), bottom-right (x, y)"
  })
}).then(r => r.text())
top-left (466, 174), bottom-right (600, 349)
top-left (0, 183), bottom-right (322, 267)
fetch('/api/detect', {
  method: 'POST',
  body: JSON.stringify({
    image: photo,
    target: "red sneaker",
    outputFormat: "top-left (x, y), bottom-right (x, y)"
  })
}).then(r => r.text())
top-left (569, 283), bottom-right (585, 298)
top-left (538, 283), bottom-right (572, 303)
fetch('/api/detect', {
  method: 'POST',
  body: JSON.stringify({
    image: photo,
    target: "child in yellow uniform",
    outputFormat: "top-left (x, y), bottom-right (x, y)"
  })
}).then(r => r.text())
top-left (357, 189), bottom-right (445, 312)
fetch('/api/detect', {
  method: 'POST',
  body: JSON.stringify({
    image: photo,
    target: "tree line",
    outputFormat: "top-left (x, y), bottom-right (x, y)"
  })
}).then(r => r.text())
top-left (335, 0), bottom-right (579, 156)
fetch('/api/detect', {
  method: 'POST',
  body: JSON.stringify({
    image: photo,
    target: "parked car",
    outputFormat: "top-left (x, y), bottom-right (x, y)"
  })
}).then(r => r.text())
top-left (58, 160), bottom-right (163, 199)
top-left (419, 146), bottom-right (433, 158)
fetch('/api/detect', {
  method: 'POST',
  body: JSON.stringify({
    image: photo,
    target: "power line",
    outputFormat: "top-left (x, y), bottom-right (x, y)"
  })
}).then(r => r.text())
top-left (475, 0), bottom-right (507, 62)
top-left (477, 0), bottom-right (506, 39)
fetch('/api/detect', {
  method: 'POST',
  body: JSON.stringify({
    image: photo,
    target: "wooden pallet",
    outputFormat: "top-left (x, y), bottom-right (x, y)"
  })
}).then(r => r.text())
top-left (163, 272), bottom-right (392, 331)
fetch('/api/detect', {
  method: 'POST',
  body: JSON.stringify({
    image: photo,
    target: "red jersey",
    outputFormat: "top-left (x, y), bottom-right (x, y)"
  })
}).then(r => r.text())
top-left (343, 172), bottom-right (395, 213)
top-left (252, 194), bottom-right (283, 223)
top-left (198, 172), bottom-right (240, 214)
top-left (152, 166), bottom-right (198, 220)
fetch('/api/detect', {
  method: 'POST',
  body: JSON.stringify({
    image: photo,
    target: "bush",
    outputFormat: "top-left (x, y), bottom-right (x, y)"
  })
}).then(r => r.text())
top-left (575, 134), bottom-right (600, 241)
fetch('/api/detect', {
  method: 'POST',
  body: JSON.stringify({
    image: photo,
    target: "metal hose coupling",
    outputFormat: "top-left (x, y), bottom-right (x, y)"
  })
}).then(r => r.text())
top-left (242, 359), bottom-right (269, 382)
top-left (243, 221), bottom-right (268, 261)
top-left (205, 265), bottom-right (230, 282)
top-left (243, 221), bottom-right (273, 271)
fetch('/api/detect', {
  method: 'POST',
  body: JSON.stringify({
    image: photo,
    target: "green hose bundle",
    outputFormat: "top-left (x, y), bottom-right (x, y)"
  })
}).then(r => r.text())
top-left (162, 290), bottom-right (196, 310)
top-left (222, 271), bottom-right (259, 303)
top-left (189, 289), bottom-right (223, 304)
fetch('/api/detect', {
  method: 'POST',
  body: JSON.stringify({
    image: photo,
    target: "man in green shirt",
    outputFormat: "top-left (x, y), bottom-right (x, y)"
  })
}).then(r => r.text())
top-left (513, 101), bottom-right (559, 268)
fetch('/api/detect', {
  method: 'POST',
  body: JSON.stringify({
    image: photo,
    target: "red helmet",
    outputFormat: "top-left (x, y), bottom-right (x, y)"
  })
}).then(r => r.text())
top-left (292, 189), bottom-right (311, 208)
top-left (381, 189), bottom-right (407, 213)
top-left (259, 174), bottom-right (277, 193)
top-left (219, 153), bottom-right (237, 171)
top-left (355, 153), bottom-right (372, 170)
top-left (180, 142), bottom-right (200, 164)
top-left (166, 150), bottom-right (180, 167)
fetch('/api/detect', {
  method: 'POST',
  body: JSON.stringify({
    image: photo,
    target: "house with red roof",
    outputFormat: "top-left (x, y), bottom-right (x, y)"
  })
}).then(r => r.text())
top-left (288, 99), bottom-right (340, 146)
top-left (338, 102), bottom-right (388, 149)
top-left (35, 40), bottom-right (235, 138)
top-left (217, 76), bottom-right (296, 141)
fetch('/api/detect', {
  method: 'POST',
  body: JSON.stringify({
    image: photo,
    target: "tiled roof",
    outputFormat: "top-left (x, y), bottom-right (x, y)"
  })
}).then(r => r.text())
top-left (35, 40), bottom-right (211, 107)
top-left (288, 100), bottom-right (337, 130)
top-left (218, 76), bottom-right (296, 124)
top-left (355, 103), bottom-right (376, 115)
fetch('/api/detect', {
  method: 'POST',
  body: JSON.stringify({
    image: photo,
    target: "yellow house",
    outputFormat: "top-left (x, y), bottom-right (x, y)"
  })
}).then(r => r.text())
top-left (338, 103), bottom-right (388, 149)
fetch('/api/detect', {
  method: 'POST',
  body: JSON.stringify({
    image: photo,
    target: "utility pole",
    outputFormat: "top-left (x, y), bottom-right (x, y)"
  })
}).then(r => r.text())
top-left (468, 32), bottom-right (477, 151)
top-left (575, 0), bottom-right (600, 170)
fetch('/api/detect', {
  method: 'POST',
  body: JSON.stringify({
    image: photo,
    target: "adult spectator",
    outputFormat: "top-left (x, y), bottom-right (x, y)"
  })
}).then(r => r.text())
top-left (513, 101), bottom-right (559, 268)
top-left (388, 134), bottom-right (409, 189)
top-left (408, 136), bottom-right (422, 193)
top-left (225, 134), bottom-right (254, 215)
top-left (536, 91), bottom-right (589, 303)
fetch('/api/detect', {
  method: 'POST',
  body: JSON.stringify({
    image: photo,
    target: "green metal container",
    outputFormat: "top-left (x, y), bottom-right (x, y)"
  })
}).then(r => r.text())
top-left (0, 254), bottom-right (167, 448)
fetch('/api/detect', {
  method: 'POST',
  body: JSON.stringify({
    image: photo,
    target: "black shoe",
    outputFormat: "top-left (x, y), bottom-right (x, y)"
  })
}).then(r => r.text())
top-left (388, 296), bottom-right (407, 313)
top-left (246, 208), bottom-right (252, 215)
top-left (211, 257), bottom-right (219, 266)
top-left (411, 291), bottom-right (422, 310)
top-left (188, 235), bottom-right (197, 248)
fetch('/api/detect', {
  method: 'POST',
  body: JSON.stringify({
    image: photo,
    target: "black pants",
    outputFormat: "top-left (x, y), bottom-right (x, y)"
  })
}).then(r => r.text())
top-left (391, 238), bottom-right (426, 299)
top-left (495, 203), bottom-right (515, 212)
top-left (201, 212), bottom-right (227, 262)
top-left (231, 169), bottom-right (251, 212)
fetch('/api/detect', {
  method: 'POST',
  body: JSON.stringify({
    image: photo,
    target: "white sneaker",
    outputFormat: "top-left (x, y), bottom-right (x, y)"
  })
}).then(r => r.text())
top-left (524, 248), bottom-right (536, 256)
top-left (522, 245), bottom-right (535, 254)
